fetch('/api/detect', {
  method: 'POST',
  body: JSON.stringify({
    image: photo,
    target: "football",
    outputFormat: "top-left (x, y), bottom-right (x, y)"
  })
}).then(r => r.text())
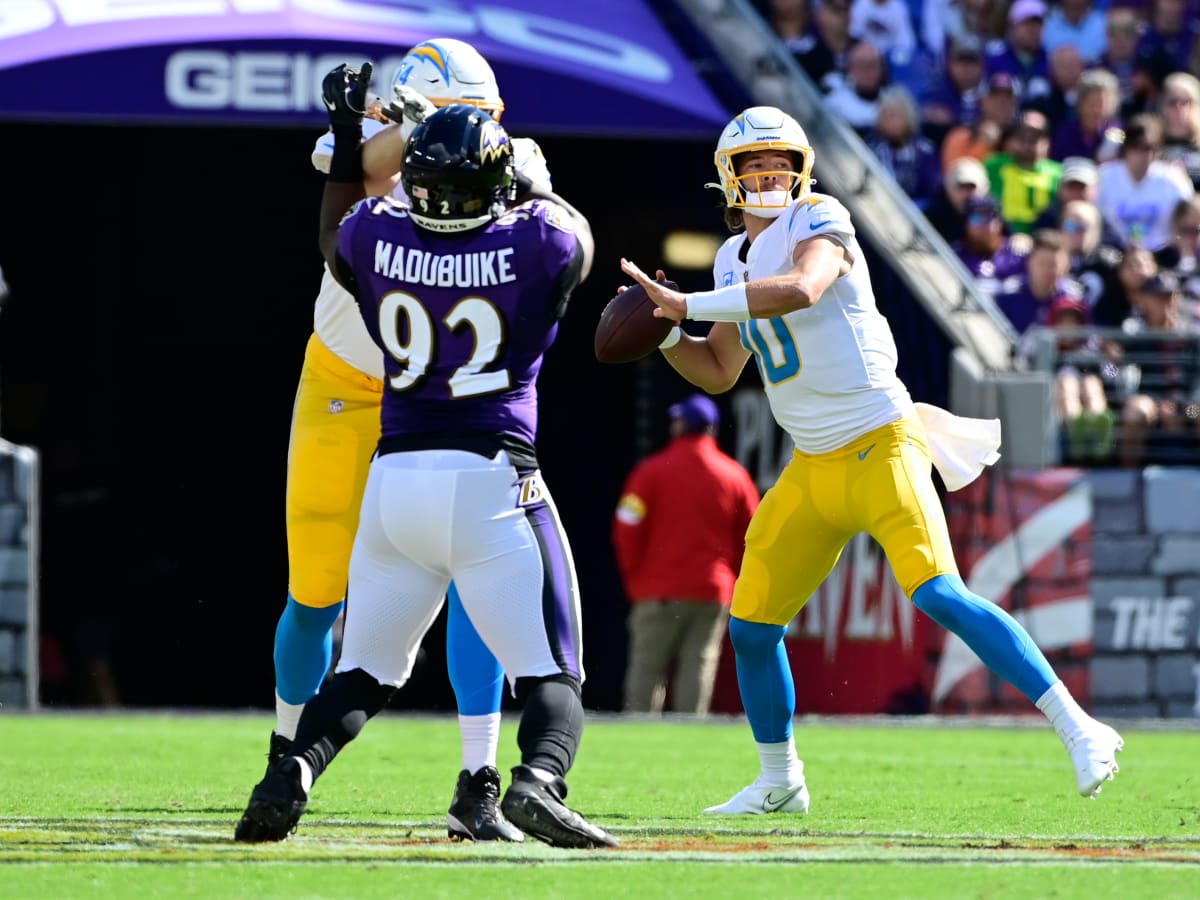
top-left (594, 279), bottom-right (679, 364)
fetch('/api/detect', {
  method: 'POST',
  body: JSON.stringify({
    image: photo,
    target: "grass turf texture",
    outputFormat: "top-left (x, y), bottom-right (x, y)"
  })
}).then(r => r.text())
top-left (0, 713), bottom-right (1196, 898)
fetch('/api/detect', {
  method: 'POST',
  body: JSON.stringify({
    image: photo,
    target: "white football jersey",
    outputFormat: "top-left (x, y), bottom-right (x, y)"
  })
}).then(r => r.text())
top-left (309, 129), bottom-right (552, 379)
top-left (713, 193), bottom-right (913, 454)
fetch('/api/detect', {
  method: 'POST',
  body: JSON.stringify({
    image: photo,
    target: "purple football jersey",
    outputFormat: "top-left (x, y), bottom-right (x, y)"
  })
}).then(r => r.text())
top-left (337, 198), bottom-right (581, 457)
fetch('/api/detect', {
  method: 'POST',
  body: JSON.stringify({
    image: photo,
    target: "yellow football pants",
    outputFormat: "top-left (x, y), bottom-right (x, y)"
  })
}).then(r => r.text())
top-left (730, 414), bottom-right (960, 625)
top-left (285, 334), bottom-right (384, 608)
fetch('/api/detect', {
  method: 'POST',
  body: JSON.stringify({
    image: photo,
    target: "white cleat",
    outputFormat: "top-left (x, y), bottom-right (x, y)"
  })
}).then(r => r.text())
top-left (1065, 722), bottom-right (1124, 798)
top-left (704, 777), bottom-right (810, 815)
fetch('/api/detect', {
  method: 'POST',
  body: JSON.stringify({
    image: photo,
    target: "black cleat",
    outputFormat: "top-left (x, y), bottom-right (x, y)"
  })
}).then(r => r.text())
top-left (500, 765), bottom-right (618, 849)
top-left (234, 757), bottom-right (308, 843)
top-left (447, 766), bottom-right (525, 842)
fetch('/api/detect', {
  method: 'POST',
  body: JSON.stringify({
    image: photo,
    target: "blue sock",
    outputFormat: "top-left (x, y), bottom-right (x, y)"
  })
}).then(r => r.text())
top-left (728, 617), bottom-right (794, 743)
top-left (446, 583), bottom-right (504, 716)
top-left (912, 574), bottom-right (1057, 702)
top-left (274, 595), bottom-right (344, 706)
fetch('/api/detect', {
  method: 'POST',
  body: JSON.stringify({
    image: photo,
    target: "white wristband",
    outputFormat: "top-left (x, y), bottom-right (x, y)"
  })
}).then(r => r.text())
top-left (658, 326), bottom-right (683, 350)
top-left (686, 282), bottom-right (750, 322)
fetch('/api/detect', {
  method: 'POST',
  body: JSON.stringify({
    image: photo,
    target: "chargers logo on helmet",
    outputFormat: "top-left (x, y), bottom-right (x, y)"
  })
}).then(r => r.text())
top-left (406, 42), bottom-right (451, 82)
top-left (479, 120), bottom-right (509, 165)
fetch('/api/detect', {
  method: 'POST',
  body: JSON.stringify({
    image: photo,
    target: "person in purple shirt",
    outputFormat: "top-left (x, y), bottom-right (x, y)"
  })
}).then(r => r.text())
top-left (954, 194), bottom-right (1034, 299)
top-left (866, 85), bottom-right (944, 209)
top-left (996, 229), bottom-right (1084, 334)
top-left (920, 34), bottom-right (986, 144)
top-left (237, 64), bottom-right (617, 851)
top-left (1049, 68), bottom-right (1123, 162)
top-left (1099, 5), bottom-right (1145, 104)
top-left (1136, 0), bottom-right (1199, 72)
top-left (985, 0), bottom-right (1053, 104)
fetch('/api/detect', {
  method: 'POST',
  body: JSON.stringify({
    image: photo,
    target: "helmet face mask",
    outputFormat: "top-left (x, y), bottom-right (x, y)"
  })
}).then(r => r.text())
top-left (712, 107), bottom-right (814, 217)
top-left (401, 105), bottom-right (516, 233)
top-left (393, 38), bottom-right (505, 121)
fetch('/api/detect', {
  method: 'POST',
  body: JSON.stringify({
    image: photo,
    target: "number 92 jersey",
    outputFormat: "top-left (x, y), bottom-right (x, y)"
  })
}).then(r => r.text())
top-left (336, 197), bottom-right (582, 455)
top-left (713, 192), bottom-right (912, 454)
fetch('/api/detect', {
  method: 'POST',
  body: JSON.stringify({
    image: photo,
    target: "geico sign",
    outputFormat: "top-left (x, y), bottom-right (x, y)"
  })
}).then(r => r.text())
top-left (0, 1), bottom-right (671, 81)
top-left (166, 51), bottom-right (411, 111)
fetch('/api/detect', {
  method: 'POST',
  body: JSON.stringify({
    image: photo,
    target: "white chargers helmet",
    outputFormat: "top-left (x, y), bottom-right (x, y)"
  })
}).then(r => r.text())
top-left (711, 106), bottom-right (814, 217)
top-left (392, 38), bottom-right (504, 120)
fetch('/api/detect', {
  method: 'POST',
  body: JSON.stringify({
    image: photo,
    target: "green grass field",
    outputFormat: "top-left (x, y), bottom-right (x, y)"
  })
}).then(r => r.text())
top-left (1, 713), bottom-right (1197, 898)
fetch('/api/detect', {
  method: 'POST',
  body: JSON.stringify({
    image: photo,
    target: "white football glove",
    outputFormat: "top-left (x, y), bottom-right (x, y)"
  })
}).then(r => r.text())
top-left (383, 83), bottom-right (438, 140)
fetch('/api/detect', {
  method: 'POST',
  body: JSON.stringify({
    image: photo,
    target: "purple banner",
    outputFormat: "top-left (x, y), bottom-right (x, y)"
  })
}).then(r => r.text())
top-left (0, 1), bottom-right (730, 136)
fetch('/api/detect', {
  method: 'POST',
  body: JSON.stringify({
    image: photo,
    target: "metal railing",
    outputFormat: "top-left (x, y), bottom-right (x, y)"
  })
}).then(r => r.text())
top-left (1024, 326), bottom-right (1200, 465)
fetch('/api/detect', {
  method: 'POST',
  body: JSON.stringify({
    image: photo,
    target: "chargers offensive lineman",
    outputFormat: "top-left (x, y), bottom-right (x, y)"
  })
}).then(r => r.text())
top-left (620, 107), bottom-right (1124, 814)
top-left (256, 39), bottom-right (550, 844)
top-left (235, 64), bottom-right (617, 850)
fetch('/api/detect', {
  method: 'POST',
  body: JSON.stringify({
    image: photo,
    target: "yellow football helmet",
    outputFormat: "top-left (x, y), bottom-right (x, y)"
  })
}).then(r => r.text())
top-left (711, 106), bottom-right (814, 216)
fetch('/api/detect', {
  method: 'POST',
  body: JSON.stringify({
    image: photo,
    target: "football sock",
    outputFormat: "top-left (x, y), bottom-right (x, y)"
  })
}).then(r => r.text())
top-left (757, 738), bottom-right (804, 786)
top-left (446, 583), bottom-right (505, 716)
top-left (514, 674), bottom-right (583, 778)
top-left (294, 667), bottom-right (395, 782)
top-left (912, 574), bottom-right (1056, 702)
top-left (294, 756), bottom-right (314, 795)
top-left (273, 596), bottom-right (345, 710)
top-left (459, 713), bottom-right (501, 773)
top-left (274, 692), bottom-right (304, 742)
top-left (728, 617), bottom-right (795, 743)
top-left (1035, 680), bottom-right (1092, 741)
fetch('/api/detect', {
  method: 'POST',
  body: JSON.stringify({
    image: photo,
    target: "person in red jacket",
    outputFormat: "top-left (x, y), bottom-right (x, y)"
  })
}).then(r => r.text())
top-left (613, 394), bottom-right (760, 714)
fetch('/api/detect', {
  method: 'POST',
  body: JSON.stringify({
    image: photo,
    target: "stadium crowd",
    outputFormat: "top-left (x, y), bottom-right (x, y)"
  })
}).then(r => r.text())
top-left (759, 0), bottom-right (1200, 465)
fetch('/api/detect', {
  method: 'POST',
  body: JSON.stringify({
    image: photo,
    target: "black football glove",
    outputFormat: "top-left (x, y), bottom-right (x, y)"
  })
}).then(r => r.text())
top-left (321, 62), bottom-right (374, 128)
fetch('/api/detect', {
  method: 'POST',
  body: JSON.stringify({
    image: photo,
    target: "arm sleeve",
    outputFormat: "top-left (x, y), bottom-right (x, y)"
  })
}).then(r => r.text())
top-left (536, 201), bottom-right (584, 319)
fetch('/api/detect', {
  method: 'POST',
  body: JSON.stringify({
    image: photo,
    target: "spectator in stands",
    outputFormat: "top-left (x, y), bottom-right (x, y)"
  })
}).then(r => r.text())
top-left (1025, 44), bottom-right (1087, 134)
top-left (1096, 245), bottom-right (1160, 327)
top-left (866, 86), bottom-right (943, 209)
top-left (765, 0), bottom-right (812, 55)
top-left (824, 40), bottom-right (890, 132)
top-left (986, 109), bottom-right (1063, 233)
top-left (954, 193), bottom-right (1034, 299)
top-left (1136, 0), bottom-right (1199, 73)
top-left (921, 0), bottom-right (998, 67)
top-left (985, 0), bottom-right (1053, 104)
top-left (1115, 271), bottom-right (1200, 466)
top-left (941, 70), bottom-right (1019, 169)
top-left (1097, 113), bottom-right (1195, 251)
top-left (1034, 156), bottom-right (1113, 238)
top-left (1098, 6), bottom-right (1144, 104)
top-left (1049, 69), bottom-right (1123, 162)
top-left (1154, 196), bottom-right (1200, 314)
top-left (1160, 73), bottom-right (1200, 189)
top-left (1042, 0), bottom-right (1108, 64)
top-left (926, 156), bottom-right (992, 242)
top-left (1018, 294), bottom-right (1118, 462)
top-left (850, 0), bottom-right (916, 65)
top-left (996, 228), bottom-right (1083, 334)
top-left (793, 0), bottom-right (859, 92)
top-left (920, 35), bottom-right (987, 146)
top-left (1059, 198), bottom-right (1125, 311)
top-left (1121, 45), bottom-right (1174, 120)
